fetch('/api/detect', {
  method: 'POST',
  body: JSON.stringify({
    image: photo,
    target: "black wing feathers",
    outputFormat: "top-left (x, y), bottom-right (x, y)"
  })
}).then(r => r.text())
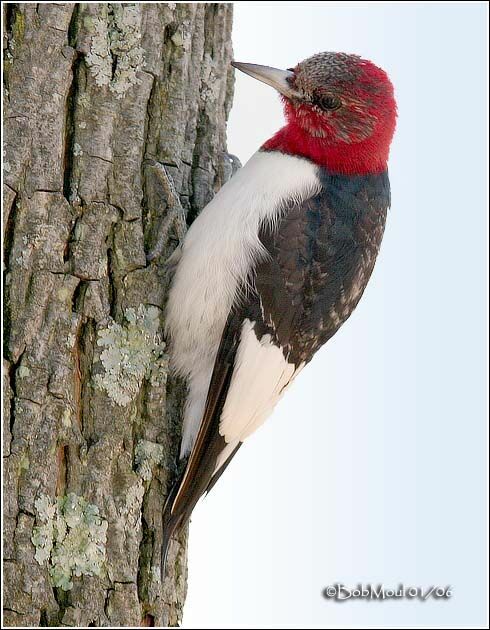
top-left (254, 169), bottom-right (389, 366)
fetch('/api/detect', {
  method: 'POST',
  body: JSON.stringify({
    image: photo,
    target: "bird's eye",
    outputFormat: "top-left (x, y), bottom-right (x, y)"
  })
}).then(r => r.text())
top-left (316, 94), bottom-right (342, 111)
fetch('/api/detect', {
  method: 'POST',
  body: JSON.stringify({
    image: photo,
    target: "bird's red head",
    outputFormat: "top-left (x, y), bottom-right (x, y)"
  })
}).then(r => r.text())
top-left (232, 52), bottom-right (397, 175)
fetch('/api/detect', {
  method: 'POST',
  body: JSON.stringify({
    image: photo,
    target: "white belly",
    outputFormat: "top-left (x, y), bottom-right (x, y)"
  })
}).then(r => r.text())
top-left (165, 150), bottom-right (320, 456)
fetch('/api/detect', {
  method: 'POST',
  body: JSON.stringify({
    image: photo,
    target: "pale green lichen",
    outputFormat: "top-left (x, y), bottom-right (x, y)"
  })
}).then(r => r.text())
top-left (62, 408), bottom-right (72, 427)
top-left (171, 30), bottom-right (184, 47)
top-left (149, 352), bottom-right (168, 388)
top-left (17, 365), bottom-right (30, 378)
top-left (94, 305), bottom-right (165, 406)
top-left (73, 142), bottom-right (83, 157)
top-left (32, 493), bottom-right (108, 591)
top-left (15, 246), bottom-right (31, 270)
top-left (57, 287), bottom-right (73, 303)
top-left (85, 3), bottom-right (145, 98)
top-left (78, 93), bottom-right (90, 109)
top-left (116, 481), bottom-right (145, 529)
top-left (134, 439), bottom-right (165, 481)
top-left (19, 452), bottom-right (30, 471)
top-left (85, 10), bottom-right (111, 86)
top-left (31, 495), bottom-right (56, 565)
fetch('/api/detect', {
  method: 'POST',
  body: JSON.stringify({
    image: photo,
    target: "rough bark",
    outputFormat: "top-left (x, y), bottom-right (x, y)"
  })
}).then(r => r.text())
top-left (3, 3), bottom-right (235, 626)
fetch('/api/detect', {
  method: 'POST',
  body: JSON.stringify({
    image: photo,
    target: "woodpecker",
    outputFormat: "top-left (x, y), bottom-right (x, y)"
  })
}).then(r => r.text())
top-left (162, 52), bottom-right (396, 573)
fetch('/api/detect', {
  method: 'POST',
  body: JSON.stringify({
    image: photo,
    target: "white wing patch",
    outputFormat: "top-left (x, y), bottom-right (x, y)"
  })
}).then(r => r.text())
top-left (217, 319), bottom-right (302, 461)
top-left (166, 151), bottom-right (320, 457)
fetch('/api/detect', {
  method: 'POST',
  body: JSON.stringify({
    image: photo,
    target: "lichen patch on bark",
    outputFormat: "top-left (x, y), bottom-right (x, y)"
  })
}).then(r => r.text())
top-left (32, 493), bottom-right (108, 592)
top-left (135, 439), bottom-right (165, 481)
top-left (94, 305), bottom-right (165, 406)
top-left (85, 3), bottom-right (145, 98)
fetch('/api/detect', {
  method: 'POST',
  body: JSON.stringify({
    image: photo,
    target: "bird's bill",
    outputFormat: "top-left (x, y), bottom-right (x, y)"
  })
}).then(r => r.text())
top-left (231, 61), bottom-right (297, 98)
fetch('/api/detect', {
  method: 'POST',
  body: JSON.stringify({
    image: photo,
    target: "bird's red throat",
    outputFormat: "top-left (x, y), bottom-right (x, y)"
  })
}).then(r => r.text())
top-left (263, 100), bottom-right (396, 176)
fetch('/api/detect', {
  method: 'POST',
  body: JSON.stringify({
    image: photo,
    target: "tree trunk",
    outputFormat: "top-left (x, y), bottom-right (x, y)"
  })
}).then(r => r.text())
top-left (3, 3), bottom-right (235, 626)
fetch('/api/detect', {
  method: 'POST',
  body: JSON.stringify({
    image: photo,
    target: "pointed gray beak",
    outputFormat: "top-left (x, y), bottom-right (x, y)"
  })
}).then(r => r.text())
top-left (231, 61), bottom-right (298, 98)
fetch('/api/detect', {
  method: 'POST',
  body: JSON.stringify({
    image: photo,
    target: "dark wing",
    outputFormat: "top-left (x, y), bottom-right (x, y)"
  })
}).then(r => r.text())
top-left (161, 169), bottom-right (389, 574)
top-left (252, 170), bottom-right (389, 365)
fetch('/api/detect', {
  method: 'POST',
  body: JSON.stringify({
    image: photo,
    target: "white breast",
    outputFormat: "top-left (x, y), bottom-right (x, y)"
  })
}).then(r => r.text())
top-left (165, 150), bottom-right (320, 456)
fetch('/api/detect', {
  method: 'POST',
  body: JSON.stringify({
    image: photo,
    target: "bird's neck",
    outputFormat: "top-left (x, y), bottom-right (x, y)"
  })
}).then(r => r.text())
top-left (262, 121), bottom-right (393, 175)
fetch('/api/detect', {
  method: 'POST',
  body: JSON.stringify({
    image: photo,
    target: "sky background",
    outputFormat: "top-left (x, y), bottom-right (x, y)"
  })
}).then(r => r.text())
top-left (184, 2), bottom-right (488, 627)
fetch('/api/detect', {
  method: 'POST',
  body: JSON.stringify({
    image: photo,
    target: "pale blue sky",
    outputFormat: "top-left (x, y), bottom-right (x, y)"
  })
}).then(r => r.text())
top-left (184, 3), bottom-right (488, 627)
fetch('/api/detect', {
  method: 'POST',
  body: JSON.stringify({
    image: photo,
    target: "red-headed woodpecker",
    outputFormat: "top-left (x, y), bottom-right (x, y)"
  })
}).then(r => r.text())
top-left (162, 52), bottom-right (396, 573)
